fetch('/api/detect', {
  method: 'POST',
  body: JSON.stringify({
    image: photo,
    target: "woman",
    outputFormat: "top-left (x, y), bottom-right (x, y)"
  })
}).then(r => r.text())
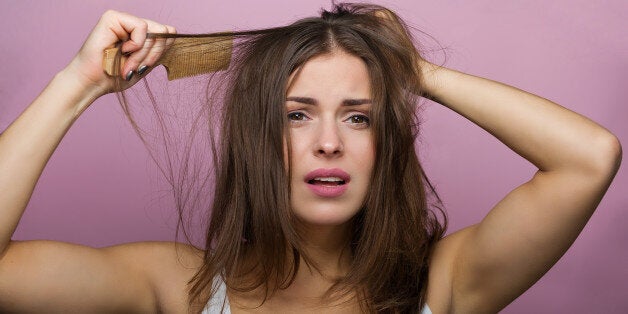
top-left (0, 3), bottom-right (621, 313)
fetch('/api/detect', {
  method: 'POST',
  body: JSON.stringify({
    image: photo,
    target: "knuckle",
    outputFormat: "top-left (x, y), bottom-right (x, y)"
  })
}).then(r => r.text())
top-left (152, 41), bottom-right (167, 53)
top-left (153, 37), bottom-right (168, 49)
top-left (103, 9), bottom-right (118, 17)
top-left (126, 53), bottom-right (140, 63)
top-left (143, 55), bottom-right (159, 67)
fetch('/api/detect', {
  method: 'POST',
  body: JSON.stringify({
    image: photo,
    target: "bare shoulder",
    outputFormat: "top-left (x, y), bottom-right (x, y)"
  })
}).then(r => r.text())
top-left (103, 241), bottom-right (205, 313)
top-left (0, 240), bottom-right (204, 313)
top-left (426, 225), bottom-right (478, 314)
top-left (102, 241), bottom-right (204, 271)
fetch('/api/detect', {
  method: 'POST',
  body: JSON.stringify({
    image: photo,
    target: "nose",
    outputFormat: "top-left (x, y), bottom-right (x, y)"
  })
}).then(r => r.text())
top-left (315, 122), bottom-right (344, 157)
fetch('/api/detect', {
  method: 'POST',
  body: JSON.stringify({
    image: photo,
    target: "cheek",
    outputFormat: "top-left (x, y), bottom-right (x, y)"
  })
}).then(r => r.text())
top-left (284, 133), bottom-right (308, 174)
top-left (356, 137), bottom-right (376, 167)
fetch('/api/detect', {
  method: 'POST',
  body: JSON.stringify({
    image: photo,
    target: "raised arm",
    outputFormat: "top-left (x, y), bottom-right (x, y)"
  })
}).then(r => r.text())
top-left (0, 11), bottom-right (189, 312)
top-left (420, 61), bottom-right (621, 313)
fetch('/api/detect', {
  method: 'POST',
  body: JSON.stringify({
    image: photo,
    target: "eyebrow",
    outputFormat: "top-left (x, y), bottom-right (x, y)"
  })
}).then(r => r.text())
top-left (286, 96), bottom-right (372, 106)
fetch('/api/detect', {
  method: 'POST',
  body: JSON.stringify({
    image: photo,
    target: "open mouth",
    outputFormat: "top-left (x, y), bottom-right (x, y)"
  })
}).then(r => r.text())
top-left (305, 169), bottom-right (350, 197)
top-left (307, 177), bottom-right (347, 186)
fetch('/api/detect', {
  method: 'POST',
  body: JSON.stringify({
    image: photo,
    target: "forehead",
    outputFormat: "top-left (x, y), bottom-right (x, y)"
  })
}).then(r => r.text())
top-left (286, 51), bottom-right (372, 98)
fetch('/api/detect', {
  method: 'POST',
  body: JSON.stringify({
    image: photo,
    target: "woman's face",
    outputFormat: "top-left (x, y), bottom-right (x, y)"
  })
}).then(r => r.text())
top-left (286, 50), bottom-right (375, 228)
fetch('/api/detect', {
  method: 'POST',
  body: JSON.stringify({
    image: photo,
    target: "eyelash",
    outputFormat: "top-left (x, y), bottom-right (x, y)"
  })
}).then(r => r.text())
top-left (287, 111), bottom-right (308, 121)
top-left (286, 111), bottom-right (370, 127)
top-left (347, 114), bottom-right (370, 125)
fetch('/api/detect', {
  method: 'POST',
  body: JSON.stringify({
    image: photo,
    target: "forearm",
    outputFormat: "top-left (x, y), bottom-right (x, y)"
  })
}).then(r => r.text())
top-left (0, 67), bottom-right (101, 253)
top-left (419, 61), bottom-right (620, 174)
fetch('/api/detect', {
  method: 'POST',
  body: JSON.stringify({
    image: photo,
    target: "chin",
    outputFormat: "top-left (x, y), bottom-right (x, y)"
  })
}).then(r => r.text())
top-left (292, 204), bottom-right (361, 228)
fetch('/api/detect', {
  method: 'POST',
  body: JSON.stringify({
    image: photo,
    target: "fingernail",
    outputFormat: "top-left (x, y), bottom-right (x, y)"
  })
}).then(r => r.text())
top-left (137, 65), bottom-right (148, 75)
top-left (125, 70), bottom-right (134, 81)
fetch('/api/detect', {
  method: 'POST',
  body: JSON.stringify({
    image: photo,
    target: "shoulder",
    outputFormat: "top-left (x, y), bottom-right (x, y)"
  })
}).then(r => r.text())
top-left (425, 225), bottom-right (478, 314)
top-left (103, 241), bottom-right (205, 313)
top-left (103, 241), bottom-right (203, 268)
top-left (0, 240), bottom-right (205, 313)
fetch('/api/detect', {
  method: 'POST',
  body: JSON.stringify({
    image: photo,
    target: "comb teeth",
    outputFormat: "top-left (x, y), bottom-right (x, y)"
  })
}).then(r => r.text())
top-left (160, 36), bottom-right (233, 80)
top-left (102, 35), bottom-right (234, 80)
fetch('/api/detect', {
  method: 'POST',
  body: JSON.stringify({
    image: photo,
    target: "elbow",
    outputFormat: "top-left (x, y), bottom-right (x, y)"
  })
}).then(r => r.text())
top-left (588, 131), bottom-right (622, 178)
top-left (607, 133), bottom-right (622, 174)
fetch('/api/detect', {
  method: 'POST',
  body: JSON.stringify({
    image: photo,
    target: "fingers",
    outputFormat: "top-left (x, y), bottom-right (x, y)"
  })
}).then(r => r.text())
top-left (121, 19), bottom-right (177, 81)
top-left (67, 10), bottom-right (178, 95)
top-left (372, 8), bottom-right (395, 21)
top-left (99, 10), bottom-right (148, 53)
top-left (96, 11), bottom-right (176, 81)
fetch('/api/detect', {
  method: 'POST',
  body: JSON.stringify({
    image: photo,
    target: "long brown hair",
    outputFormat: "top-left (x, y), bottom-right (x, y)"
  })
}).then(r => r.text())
top-left (117, 3), bottom-right (447, 313)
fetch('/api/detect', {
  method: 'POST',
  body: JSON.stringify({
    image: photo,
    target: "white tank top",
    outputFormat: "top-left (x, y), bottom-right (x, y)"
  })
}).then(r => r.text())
top-left (202, 276), bottom-right (432, 314)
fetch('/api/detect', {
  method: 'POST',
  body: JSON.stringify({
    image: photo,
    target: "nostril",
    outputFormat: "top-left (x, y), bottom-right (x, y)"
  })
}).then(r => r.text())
top-left (318, 148), bottom-right (340, 155)
top-left (315, 138), bottom-right (343, 156)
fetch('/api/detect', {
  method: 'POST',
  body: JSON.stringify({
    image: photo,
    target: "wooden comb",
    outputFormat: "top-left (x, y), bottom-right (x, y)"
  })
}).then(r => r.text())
top-left (103, 35), bottom-right (234, 80)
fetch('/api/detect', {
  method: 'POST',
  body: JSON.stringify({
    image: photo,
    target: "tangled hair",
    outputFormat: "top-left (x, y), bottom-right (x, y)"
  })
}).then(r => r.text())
top-left (117, 2), bottom-right (447, 313)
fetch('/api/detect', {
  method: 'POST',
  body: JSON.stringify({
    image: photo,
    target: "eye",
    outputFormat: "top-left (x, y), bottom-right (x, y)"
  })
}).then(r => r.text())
top-left (346, 114), bottom-right (370, 126)
top-left (287, 111), bottom-right (308, 121)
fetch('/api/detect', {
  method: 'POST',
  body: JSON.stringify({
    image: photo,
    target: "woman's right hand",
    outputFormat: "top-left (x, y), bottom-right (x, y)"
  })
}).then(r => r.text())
top-left (64, 10), bottom-right (176, 97)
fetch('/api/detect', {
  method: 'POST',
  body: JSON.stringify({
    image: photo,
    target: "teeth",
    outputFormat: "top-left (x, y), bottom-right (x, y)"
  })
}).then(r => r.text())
top-left (314, 177), bottom-right (343, 182)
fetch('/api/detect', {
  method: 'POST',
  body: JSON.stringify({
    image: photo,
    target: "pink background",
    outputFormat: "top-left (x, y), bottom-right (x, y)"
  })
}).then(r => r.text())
top-left (1, 1), bottom-right (626, 312)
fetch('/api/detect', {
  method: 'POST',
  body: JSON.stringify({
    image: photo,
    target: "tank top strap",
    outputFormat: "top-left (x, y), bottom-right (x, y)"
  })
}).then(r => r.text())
top-left (201, 275), bottom-right (231, 314)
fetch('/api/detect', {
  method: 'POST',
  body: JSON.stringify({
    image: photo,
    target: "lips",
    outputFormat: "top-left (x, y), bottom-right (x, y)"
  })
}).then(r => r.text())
top-left (304, 168), bottom-right (350, 197)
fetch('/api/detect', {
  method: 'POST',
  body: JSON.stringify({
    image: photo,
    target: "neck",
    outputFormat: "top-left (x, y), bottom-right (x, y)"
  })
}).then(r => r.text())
top-left (296, 221), bottom-right (353, 277)
top-left (264, 221), bottom-right (354, 304)
top-left (229, 222), bottom-right (357, 307)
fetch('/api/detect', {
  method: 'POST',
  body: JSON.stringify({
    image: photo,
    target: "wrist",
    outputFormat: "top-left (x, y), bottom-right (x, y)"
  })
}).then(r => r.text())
top-left (61, 58), bottom-right (112, 99)
top-left (417, 60), bottom-right (443, 98)
top-left (52, 65), bottom-right (105, 120)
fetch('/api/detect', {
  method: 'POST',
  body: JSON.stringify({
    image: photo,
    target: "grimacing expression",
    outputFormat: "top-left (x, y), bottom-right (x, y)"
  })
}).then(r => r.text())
top-left (285, 50), bottom-right (375, 227)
